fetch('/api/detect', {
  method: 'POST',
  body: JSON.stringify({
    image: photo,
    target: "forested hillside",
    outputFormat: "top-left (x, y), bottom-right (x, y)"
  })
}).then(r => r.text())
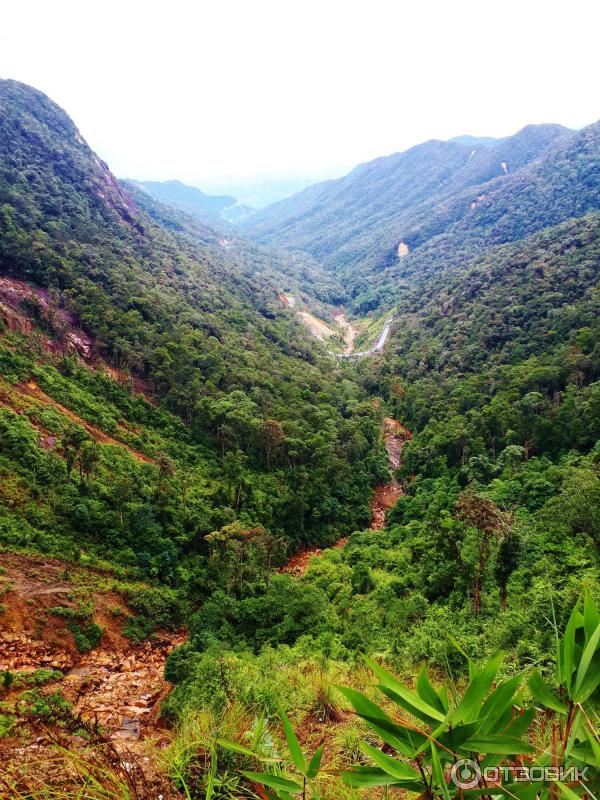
top-left (0, 79), bottom-right (598, 799)
top-left (244, 121), bottom-right (600, 313)
top-left (0, 78), bottom-right (386, 582)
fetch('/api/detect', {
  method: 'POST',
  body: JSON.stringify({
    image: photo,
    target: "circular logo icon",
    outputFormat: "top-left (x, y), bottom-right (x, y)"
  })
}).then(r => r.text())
top-left (451, 759), bottom-right (481, 789)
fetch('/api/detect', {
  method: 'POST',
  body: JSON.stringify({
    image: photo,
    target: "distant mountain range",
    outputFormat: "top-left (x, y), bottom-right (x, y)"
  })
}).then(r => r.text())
top-left (131, 179), bottom-right (253, 224)
top-left (241, 121), bottom-right (600, 313)
top-left (200, 174), bottom-right (346, 209)
top-left (134, 175), bottom-right (343, 225)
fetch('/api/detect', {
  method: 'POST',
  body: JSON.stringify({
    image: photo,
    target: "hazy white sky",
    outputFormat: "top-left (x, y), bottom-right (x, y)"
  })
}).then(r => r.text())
top-left (1, 0), bottom-right (598, 185)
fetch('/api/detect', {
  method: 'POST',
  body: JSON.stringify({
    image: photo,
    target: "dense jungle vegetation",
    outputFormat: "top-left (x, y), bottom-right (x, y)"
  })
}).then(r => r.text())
top-left (0, 79), bottom-right (388, 587)
top-left (0, 79), bottom-right (598, 798)
top-left (245, 121), bottom-right (600, 314)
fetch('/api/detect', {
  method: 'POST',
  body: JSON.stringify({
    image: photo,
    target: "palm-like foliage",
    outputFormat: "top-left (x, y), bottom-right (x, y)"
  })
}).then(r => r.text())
top-left (230, 593), bottom-right (599, 799)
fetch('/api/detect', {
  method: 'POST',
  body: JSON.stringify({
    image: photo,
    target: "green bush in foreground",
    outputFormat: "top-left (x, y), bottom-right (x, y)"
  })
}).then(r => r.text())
top-left (219, 591), bottom-right (599, 799)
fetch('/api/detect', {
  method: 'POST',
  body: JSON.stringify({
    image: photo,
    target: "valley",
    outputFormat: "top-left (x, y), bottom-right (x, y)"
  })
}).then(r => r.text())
top-left (0, 77), bottom-right (598, 799)
top-left (280, 291), bottom-right (392, 358)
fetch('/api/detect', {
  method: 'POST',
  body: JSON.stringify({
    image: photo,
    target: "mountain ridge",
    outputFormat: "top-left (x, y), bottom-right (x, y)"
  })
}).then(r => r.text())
top-left (132, 178), bottom-right (255, 225)
top-left (242, 121), bottom-right (597, 311)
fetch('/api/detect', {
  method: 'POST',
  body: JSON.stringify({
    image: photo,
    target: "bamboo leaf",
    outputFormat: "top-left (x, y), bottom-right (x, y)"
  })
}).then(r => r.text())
top-left (378, 684), bottom-right (446, 725)
top-left (278, 708), bottom-right (307, 775)
top-left (559, 605), bottom-right (583, 691)
top-left (556, 781), bottom-right (584, 800)
top-left (252, 712), bottom-right (266, 752)
top-left (439, 684), bottom-right (449, 712)
top-left (360, 742), bottom-right (421, 781)
top-left (437, 721), bottom-right (479, 754)
top-left (452, 656), bottom-right (500, 724)
top-left (584, 725), bottom-right (600, 766)
top-left (417, 665), bottom-right (446, 713)
top-left (574, 622), bottom-right (600, 701)
top-left (217, 738), bottom-right (260, 758)
top-left (241, 771), bottom-right (303, 794)
top-left (527, 670), bottom-right (568, 714)
top-left (361, 713), bottom-right (427, 757)
top-left (478, 673), bottom-right (523, 731)
top-left (337, 685), bottom-right (393, 724)
top-left (364, 657), bottom-right (445, 722)
top-left (430, 742), bottom-right (451, 800)
top-left (337, 685), bottom-right (424, 756)
top-left (583, 590), bottom-right (600, 640)
top-left (342, 766), bottom-right (425, 790)
top-left (461, 734), bottom-right (536, 754)
top-left (306, 744), bottom-right (324, 779)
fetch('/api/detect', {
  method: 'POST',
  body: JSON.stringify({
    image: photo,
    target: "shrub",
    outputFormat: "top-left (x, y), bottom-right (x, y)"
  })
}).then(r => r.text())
top-left (69, 621), bottom-right (104, 652)
top-left (124, 586), bottom-right (185, 640)
top-left (0, 713), bottom-right (16, 737)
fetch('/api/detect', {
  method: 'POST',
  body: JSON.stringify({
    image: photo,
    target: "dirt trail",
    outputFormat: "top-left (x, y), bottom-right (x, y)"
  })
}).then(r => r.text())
top-left (283, 417), bottom-right (411, 575)
top-left (18, 381), bottom-right (154, 464)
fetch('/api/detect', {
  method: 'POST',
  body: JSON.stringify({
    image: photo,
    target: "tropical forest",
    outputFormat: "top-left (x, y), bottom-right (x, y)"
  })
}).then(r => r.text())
top-left (0, 13), bottom-right (598, 798)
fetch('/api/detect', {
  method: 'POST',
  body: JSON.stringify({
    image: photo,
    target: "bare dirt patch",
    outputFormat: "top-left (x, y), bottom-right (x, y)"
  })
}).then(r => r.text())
top-left (0, 552), bottom-right (184, 795)
top-left (297, 310), bottom-right (337, 341)
top-left (332, 308), bottom-right (359, 356)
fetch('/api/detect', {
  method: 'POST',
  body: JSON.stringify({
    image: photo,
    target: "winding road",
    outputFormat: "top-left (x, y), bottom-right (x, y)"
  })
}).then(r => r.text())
top-left (351, 316), bottom-right (394, 358)
top-left (280, 294), bottom-right (393, 359)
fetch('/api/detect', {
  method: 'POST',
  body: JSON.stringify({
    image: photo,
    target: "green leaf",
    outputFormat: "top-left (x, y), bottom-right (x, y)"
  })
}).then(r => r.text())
top-left (338, 686), bottom-right (424, 757)
top-left (559, 605), bottom-right (583, 691)
top-left (478, 673), bottom-right (523, 731)
top-left (583, 591), bottom-right (600, 640)
top-left (279, 708), bottom-right (306, 775)
top-left (556, 781), bottom-right (584, 800)
top-left (252, 712), bottom-right (267, 752)
top-left (503, 706), bottom-right (536, 738)
top-left (241, 771), bottom-right (303, 794)
top-left (570, 737), bottom-right (600, 768)
top-left (361, 713), bottom-right (427, 757)
top-left (574, 654), bottom-right (600, 704)
top-left (337, 685), bottom-right (393, 724)
top-left (364, 657), bottom-right (445, 722)
top-left (378, 684), bottom-right (445, 725)
top-left (417, 665), bottom-right (446, 713)
top-left (584, 725), bottom-right (600, 766)
top-left (430, 742), bottom-right (451, 800)
top-left (461, 734), bottom-right (536, 754)
top-left (216, 737), bottom-right (280, 763)
top-left (216, 738), bottom-right (259, 758)
top-left (439, 685), bottom-right (450, 713)
top-left (437, 721), bottom-right (479, 754)
top-left (574, 622), bottom-right (600, 702)
top-left (528, 670), bottom-right (568, 714)
top-left (342, 766), bottom-right (424, 790)
top-left (480, 708), bottom-right (536, 769)
top-left (360, 742), bottom-right (421, 781)
top-left (452, 656), bottom-right (500, 724)
top-left (306, 744), bottom-right (324, 779)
